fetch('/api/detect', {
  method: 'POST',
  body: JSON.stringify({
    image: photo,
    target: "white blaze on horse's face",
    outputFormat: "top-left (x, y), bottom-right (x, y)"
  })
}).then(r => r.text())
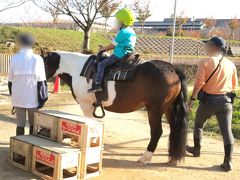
top-left (54, 51), bottom-right (117, 117)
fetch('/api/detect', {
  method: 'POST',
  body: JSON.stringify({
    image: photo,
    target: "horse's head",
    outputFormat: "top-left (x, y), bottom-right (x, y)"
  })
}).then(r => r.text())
top-left (40, 48), bottom-right (60, 79)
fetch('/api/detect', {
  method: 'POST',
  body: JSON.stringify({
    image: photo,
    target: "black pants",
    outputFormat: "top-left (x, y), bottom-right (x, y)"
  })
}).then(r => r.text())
top-left (194, 95), bottom-right (234, 145)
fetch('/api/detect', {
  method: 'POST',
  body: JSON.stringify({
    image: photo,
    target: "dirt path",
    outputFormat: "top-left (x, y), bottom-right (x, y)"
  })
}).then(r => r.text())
top-left (0, 92), bottom-right (239, 180)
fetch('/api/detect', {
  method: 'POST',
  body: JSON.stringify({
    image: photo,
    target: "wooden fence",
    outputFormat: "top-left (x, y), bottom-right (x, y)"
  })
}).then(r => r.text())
top-left (0, 54), bottom-right (13, 76)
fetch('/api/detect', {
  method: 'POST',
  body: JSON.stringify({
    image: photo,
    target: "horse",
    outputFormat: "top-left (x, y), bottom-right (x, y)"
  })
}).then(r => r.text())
top-left (42, 50), bottom-right (188, 165)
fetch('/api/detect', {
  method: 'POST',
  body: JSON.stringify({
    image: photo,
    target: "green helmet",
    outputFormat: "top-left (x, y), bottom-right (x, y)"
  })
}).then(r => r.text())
top-left (115, 8), bottom-right (135, 26)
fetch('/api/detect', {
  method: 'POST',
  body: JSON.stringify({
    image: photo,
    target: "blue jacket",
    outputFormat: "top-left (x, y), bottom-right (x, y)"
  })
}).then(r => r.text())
top-left (112, 27), bottom-right (137, 58)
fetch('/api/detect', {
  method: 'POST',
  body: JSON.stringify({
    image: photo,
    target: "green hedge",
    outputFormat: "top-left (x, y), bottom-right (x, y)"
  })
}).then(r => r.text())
top-left (0, 26), bottom-right (111, 54)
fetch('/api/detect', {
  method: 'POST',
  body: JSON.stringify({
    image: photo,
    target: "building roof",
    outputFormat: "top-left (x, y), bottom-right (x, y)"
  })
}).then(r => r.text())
top-left (134, 18), bottom-right (204, 30)
top-left (196, 18), bottom-right (240, 28)
top-left (134, 18), bottom-right (240, 30)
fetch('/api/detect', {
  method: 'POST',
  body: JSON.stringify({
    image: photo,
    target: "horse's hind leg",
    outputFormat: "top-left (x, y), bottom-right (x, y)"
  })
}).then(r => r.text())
top-left (138, 107), bottom-right (163, 165)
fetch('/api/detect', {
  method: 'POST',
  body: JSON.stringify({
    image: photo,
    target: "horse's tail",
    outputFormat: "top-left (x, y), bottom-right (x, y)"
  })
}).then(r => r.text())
top-left (169, 68), bottom-right (188, 162)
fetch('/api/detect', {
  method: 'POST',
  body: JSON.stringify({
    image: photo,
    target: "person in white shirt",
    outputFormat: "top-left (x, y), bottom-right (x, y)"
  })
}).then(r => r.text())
top-left (8, 33), bottom-right (48, 136)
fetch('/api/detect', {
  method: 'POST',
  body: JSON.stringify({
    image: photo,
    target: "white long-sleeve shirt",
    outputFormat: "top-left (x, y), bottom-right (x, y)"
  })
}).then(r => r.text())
top-left (8, 48), bottom-right (46, 108)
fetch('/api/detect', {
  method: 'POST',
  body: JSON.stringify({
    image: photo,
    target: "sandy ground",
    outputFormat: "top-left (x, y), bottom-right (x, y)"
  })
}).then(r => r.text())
top-left (0, 91), bottom-right (240, 180)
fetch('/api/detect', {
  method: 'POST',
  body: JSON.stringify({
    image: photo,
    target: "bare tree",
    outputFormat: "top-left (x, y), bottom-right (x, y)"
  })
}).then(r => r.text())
top-left (175, 11), bottom-right (188, 36)
top-left (48, 5), bottom-right (60, 24)
top-left (20, 4), bottom-right (32, 26)
top-left (203, 18), bottom-right (216, 38)
top-left (133, 0), bottom-right (151, 33)
top-left (19, 3), bottom-right (43, 25)
top-left (228, 17), bottom-right (240, 41)
top-left (0, 0), bottom-right (28, 13)
top-left (99, 0), bottom-right (121, 34)
top-left (32, 0), bottom-right (61, 24)
top-left (32, 0), bottom-right (118, 52)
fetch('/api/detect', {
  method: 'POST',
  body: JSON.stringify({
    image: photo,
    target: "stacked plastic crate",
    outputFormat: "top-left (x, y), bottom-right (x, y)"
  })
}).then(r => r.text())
top-left (8, 110), bottom-right (104, 180)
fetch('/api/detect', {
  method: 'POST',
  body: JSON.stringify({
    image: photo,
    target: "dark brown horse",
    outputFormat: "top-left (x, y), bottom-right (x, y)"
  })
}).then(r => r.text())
top-left (42, 51), bottom-right (188, 165)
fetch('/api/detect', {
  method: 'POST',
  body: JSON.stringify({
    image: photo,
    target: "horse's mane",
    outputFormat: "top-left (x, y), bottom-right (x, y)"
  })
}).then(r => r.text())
top-left (147, 60), bottom-right (175, 71)
top-left (54, 51), bottom-right (89, 57)
top-left (54, 51), bottom-right (91, 64)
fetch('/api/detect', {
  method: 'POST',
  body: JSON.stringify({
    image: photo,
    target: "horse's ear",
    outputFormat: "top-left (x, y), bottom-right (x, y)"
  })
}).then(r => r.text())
top-left (40, 48), bottom-right (44, 56)
top-left (40, 47), bottom-right (49, 58)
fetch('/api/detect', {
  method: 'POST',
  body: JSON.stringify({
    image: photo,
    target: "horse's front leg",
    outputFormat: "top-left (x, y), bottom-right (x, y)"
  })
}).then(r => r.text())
top-left (79, 101), bottom-right (95, 118)
top-left (138, 108), bottom-right (163, 165)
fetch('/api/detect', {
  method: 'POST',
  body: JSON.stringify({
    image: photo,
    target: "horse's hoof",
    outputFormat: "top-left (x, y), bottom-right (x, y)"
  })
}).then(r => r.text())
top-left (137, 151), bottom-right (153, 165)
top-left (167, 159), bottom-right (178, 166)
top-left (136, 160), bottom-right (146, 166)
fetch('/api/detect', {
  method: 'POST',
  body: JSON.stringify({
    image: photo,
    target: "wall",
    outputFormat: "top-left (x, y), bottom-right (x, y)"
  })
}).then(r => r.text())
top-left (0, 54), bottom-right (12, 76)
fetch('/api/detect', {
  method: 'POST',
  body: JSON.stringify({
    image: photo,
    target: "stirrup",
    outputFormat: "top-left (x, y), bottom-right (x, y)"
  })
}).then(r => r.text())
top-left (92, 102), bottom-right (105, 118)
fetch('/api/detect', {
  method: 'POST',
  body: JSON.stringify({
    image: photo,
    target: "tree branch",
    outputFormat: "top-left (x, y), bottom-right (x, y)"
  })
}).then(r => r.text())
top-left (0, 0), bottom-right (28, 13)
top-left (31, 0), bottom-right (121, 50)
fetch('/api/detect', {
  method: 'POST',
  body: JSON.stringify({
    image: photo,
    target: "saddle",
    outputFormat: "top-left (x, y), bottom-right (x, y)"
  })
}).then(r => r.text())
top-left (80, 52), bottom-right (142, 118)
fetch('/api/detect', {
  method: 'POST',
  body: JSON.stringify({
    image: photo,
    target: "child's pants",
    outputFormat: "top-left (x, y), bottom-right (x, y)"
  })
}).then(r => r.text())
top-left (94, 55), bottom-right (119, 84)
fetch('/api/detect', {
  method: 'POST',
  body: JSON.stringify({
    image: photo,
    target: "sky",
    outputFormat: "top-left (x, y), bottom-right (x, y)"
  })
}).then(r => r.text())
top-left (0, 0), bottom-right (239, 23)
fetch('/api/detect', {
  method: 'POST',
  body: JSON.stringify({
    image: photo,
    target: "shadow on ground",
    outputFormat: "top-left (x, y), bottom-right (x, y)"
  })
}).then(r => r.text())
top-left (0, 146), bottom-right (38, 180)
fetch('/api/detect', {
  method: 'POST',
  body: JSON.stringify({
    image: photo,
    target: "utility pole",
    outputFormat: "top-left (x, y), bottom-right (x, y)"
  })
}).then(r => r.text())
top-left (170, 0), bottom-right (177, 64)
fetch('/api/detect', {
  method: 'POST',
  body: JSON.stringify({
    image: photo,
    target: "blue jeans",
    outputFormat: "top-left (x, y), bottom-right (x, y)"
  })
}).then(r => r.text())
top-left (94, 55), bottom-right (119, 84)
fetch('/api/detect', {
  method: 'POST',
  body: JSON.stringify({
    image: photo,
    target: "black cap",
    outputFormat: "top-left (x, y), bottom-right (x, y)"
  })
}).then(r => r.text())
top-left (208, 36), bottom-right (226, 51)
top-left (17, 33), bottom-right (35, 47)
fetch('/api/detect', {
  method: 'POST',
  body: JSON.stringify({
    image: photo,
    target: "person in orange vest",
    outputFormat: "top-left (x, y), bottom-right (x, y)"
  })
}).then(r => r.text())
top-left (188, 37), bottom-right (238, 171)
